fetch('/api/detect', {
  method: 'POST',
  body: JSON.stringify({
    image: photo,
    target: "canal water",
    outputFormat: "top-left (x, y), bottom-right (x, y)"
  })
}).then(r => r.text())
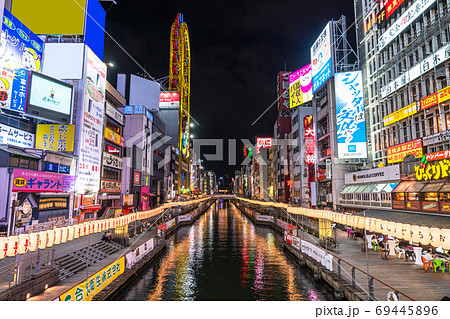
top-left (111, 201), bottom-right (333, 301)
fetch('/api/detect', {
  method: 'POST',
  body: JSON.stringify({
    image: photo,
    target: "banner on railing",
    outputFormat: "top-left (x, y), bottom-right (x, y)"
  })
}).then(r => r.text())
top-left (284, 231), bottom-right (301, 251)
top-left (284, 231), bottom-right (293, 245)
top-left (301, 240), bottom-right (333, 271)
top-left (177, 214), bottom-right (192, 223)
top-left (125, 238), bottom-right (155, 269)
top-left (59, 257), bottom-right (125, 301)
top-left (256, 215), bottom-right (274, 222)
top-left (166, 218), bottom-right (176, 229)
top-left (292, 236), bottom-right (301, 250)
top-left (277, 219), bottom-right (296, 231)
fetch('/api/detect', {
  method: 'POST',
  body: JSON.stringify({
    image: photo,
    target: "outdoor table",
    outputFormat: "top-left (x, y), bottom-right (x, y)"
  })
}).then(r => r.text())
top-left (366, 235), bottom-right (373, 249)
top-left (413, 247), bottom-right (423, 266)
top-left (386, 240), bottom-right (396, 256)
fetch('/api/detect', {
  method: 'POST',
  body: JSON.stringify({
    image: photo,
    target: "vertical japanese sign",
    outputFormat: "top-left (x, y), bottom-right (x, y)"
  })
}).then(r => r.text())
top-left (289, 64), bottom-right (313, 109)
top-left (59, 257), bottom-right (125, 301)
top-left (304, 115), bottom-right (316, 164)
top-left (335, 71), bottom-right (367, 159)
top-left (277, 71), bottom-right (290, 112)
top-left (311, 23), bottom-right (332, 93)
top-left (76, 46), bottom-right (106, 194)
top-left (0, 10), bottom-right (44, 112)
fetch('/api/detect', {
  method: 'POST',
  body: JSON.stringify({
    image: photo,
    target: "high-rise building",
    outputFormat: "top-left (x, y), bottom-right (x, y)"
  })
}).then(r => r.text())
top-left (348, 0), bottom-right (450, 214)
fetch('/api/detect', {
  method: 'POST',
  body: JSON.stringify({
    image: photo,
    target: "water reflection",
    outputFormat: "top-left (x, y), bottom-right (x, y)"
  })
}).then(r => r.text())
top-left (113, 202), bottom-right (331, 301)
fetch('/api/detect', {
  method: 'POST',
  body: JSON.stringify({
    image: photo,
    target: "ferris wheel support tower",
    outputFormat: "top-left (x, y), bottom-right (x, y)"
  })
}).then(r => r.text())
top-left (169, 13), bottom-right (191, 195)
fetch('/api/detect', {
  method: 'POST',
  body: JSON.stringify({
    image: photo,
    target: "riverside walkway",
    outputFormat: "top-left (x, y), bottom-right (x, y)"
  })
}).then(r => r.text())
top-left (286, 216), bottom-right (450, 301)
top-left (27, 227), bottom-right (158, 301)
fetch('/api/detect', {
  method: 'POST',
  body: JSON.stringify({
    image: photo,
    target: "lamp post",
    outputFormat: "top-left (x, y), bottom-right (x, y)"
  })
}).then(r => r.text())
top-left (6, 167), bottom-right (14, 236)
top-left (363, 210), bottom-right (371, 300)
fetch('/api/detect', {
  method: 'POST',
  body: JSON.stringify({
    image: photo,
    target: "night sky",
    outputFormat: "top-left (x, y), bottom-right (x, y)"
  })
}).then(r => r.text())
top-left (103, 0), bottom-right (356, 178)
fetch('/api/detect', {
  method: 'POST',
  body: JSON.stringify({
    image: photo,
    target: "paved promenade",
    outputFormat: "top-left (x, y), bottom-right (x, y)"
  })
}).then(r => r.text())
top-left (27, 227), bottom-right (158, 301)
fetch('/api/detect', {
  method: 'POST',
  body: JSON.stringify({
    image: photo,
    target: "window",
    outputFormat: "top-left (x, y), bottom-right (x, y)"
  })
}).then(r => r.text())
top-left (445, 106), bottom-right (450, 130)
top-left (19, 157), bottom-right (30, 169)
top-left (103, 167), bottom-right (121, 181)
top-left (428, 117), bottom-right (434, 135)
top-left (30, 159), bottom-right (39, 171)
top-left (436, 109), bottom-right (442, 133)
top-left (9, 155), bottom-right (19, 167)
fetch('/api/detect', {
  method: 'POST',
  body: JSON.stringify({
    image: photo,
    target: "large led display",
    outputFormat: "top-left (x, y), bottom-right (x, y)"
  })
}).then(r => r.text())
top-left (311, 23), bottom-right (332, 93)
top-left (11, 0), bottom-right (87, 35)
top-left (335, 71), bottom-right (367, 159)
top-left (27, 72), bottom-right (73, 123)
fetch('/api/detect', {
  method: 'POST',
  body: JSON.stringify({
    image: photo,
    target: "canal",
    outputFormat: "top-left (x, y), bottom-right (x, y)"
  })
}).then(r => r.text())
top-left (111, 201), bottom-right (334, 301)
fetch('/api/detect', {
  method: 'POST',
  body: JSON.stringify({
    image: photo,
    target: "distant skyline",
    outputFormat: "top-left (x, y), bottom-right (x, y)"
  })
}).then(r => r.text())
top-left (103, 0), bottom-right (356, 177)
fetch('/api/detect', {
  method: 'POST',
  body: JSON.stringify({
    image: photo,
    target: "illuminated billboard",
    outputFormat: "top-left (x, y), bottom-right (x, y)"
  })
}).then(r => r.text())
top-left (27, 72), bottom-right (73, 123)
top-left (35, 124), bottom-right (75, 152)
top-left (304, 116), bottom-right (316, 164)
top-left (75, 46), bottom-right (106, 194)
top-left (381, 43), bottom-right (450, 98)
top-left (383, 102), bottom-right (417, 126)
top-left (11, 0), bottom-right (86, 35)
top-left (277, 72), bottom-right (290, 111)
top-left (0, 123), bottom-right (34, 148)
top-left (378, 0), bottom-right (435, 51)
top-left (311, 23), bottom-right (332, 93)
top-left (335, 71), bottom-right (367, 159)
top-left (159, 92), bottom-right (180, 108)
top-left (387, 139), bottom-right (422, 164)
top-left (289, 64), bottom-right (313, 108)
top-left (256, 138), bottom-right (272, 154)
top-left (0, 9), bottom-right (44, 113)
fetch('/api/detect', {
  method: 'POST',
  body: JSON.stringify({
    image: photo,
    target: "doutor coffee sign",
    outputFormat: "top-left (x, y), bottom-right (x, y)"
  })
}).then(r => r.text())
top-left (344, 165), bottom-right (400, 184)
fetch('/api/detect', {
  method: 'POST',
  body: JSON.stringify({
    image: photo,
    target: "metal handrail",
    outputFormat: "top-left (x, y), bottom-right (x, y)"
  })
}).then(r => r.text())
top-left (0, 249), bottom-right (56, 292)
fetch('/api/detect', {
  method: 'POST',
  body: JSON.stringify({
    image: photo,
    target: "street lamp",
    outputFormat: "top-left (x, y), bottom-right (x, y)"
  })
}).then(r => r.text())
top-left (190, 123), bottom-right (194, 127)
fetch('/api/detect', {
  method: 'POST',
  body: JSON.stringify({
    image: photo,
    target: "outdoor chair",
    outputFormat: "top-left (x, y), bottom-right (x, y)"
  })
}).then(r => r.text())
top-left (347, 228), bottom-right (352, 237)
top-left (396, 246), bottom-right (405, 259)
top-left (422, 256), bottom-right (433, 271)
top-left (433, 259), bottom-right (446, 273)
top-left (371, 240), bottom-right (380, 251)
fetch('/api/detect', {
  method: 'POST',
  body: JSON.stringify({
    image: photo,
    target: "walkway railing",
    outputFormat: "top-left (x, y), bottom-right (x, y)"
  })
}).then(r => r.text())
top-left (0, 249), bottom-right (56, 294)
top-left (328, 245), bottom-right (416, 301)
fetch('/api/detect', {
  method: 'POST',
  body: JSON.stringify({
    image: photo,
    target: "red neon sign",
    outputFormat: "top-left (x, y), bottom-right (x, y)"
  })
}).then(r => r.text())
top-left (304, 116), bottom-right (315, 164)
top-left (256, 137), bottom-right (272, 154)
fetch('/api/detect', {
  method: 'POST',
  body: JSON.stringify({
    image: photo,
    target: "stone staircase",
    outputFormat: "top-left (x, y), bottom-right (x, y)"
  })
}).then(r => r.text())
top-left (55, 241), bottom-right (125, 282)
